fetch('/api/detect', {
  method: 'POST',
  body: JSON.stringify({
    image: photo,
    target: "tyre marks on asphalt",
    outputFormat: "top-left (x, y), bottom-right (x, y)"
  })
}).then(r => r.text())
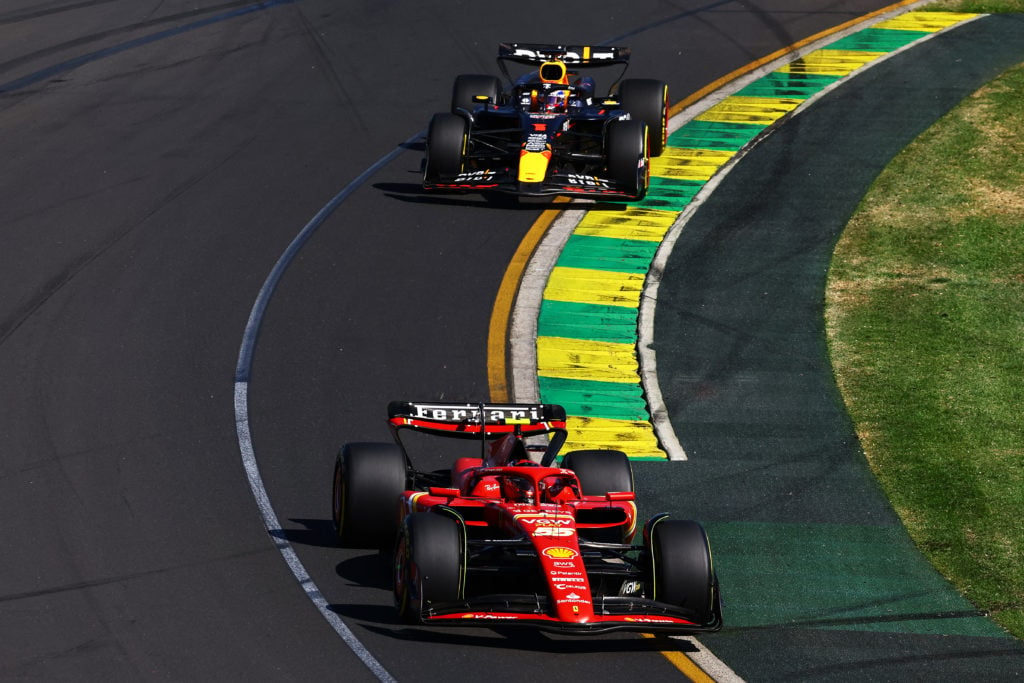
top-left (0, 0), bottom-right (295, 94)
top-left (530, 9), bottom-right (980, 462)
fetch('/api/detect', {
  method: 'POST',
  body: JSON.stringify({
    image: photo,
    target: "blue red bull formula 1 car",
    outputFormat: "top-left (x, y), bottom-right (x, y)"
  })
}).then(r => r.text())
top-left (422, 43), bottom-right (669, 200)
top-left (331, 401), bottom-right (722, 634)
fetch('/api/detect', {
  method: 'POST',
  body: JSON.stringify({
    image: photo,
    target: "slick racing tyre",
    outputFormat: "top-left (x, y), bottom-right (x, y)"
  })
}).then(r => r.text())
top-left (451, 74), bottom-right (501, 114)
top-left (560, 449), bottom-right (634, 496)
top-left (332, 442), bottom-right (407, 548)
top-left (561, 449), bottom-right (635, 542)
top-left (646, 518), bottom-right (716, 624)
top-left (606, 119), bottom-right (649, 201)
top-left (618, 78), bottom-right (669, 157)
top-left (394, 512), bottom-right (463, 624)
top-left (424, 112), bottom-right (467, 182)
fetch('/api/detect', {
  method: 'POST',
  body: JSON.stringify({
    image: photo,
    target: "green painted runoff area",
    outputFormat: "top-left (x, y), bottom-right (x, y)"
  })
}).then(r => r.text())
top-left (706, 521), bottom-right (1007, 638)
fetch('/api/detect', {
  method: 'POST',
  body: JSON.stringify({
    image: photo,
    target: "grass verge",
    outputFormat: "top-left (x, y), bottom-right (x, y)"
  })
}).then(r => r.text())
top-left (825, 21), bottom-right (1024, 637)
top-left (926, 0), bottom-right (1024, 11)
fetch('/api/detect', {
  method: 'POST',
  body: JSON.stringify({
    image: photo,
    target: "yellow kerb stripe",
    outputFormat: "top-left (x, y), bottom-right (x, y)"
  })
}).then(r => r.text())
top-left (780, 50), bottom-right (886, 76)
top-left (650, 147), bottom-right (736, 180)
top-left (544, 267), bottom-right (645, 307)
top-left (575, 208), bottom-right (676, 241)
top-left (875, 11), bottom-right (979, 31)
top-left (563, 415), bottom-right (663, 457)
top-left (695, 96), bottom-right (803, 126)
top-left (537, 336), bottom-right (638, 383)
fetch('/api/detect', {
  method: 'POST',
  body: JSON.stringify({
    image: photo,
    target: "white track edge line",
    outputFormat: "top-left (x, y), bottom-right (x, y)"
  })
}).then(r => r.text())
top-left (673, 636), bottom-right (745, 682)
top-left (233, 137), bottom-right (420, 683)
top-left (234, 381), bottom-right (396, 682)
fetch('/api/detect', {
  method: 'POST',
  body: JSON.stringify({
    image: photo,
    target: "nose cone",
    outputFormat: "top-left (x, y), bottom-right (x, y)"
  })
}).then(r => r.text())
top-left (522, 515), bottom-right (595, 623)
top-left (518, 149), bottom-right (551, 182)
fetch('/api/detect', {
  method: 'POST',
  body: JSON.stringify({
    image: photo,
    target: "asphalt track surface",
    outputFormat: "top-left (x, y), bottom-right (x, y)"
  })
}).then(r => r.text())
top-left (0, 1), bottom-right (1021, 681)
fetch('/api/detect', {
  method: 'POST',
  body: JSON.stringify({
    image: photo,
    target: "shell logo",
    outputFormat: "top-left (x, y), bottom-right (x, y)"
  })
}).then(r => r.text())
top-left (542, 547), bottom-right (578, 560)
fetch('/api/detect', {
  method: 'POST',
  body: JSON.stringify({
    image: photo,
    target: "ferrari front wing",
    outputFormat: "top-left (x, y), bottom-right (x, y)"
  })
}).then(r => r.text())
top-left (417, 593), bottom-right (723, 635)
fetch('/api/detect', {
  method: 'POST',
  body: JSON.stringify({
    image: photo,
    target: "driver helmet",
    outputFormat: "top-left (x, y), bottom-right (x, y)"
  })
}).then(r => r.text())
top-left (543, 89), bottom-right (569, 113)
top-left (503, 476), bottom-right (535, 504)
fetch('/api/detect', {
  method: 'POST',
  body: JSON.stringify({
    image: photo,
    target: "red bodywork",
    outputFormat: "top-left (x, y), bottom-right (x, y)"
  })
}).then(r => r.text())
top-left (404, 458), bottom-right (646, 628)
top-left (382, 402), bottom-right (722, 634)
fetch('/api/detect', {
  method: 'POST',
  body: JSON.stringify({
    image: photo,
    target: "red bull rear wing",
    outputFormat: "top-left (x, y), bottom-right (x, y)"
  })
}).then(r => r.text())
top-left (497, 43), bottom-right (630, 66)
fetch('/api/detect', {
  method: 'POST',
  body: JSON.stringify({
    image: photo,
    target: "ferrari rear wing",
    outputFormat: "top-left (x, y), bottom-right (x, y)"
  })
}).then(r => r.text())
top-left (497, 43), bottom-right (630, 66)
top-left (388, 401), bottom-right (566, 437)
top-left (387, 401), bottom-right (568, 466)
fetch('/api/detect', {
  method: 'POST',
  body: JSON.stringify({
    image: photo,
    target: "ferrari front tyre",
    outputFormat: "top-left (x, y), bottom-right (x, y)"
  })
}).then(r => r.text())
top-left (647, 518), bottom-right (716, 623)
top-left (618, 78), bottom-right (669, 157)
top-left (394, 512), bottom-right (463, 624)
top-left (332, 442), bottom-right (407, 548)
top-left (560, 449), bottom-right (634, 496)
top-left (424, 112), bottom-right (467, 182)
top-left (451, 74), bottom-right (501, 114)
top-left (606, 119), bottom-right (648, 201)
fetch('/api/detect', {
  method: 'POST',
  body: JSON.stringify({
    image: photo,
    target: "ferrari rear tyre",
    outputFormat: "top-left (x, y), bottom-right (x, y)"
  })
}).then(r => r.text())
top-left (332, 442), bottom-right (407, 548)
top-left (560, 449), bottom-right (634, 496)
top-left (618, 78), bottom-right (669, 156)
top-left (424, 112), bottom-right (467, 182)
top-left (647, 518), bottom-right (716, 623)
top-left (451, 74), bottom-right (501, 114)
top-left (394, 512), bottom-right (463, 624)
top-left (606, 119), bottom-right (648, 200)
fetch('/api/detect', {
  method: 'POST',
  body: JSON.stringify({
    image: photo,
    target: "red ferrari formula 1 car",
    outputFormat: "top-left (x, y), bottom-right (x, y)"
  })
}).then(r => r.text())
top-left (331, 401), bottom-right (722, 634)
top-left (422, 43), bottom-right (669, 200)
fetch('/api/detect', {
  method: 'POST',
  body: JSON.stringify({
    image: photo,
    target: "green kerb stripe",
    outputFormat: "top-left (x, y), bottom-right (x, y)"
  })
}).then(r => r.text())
top-left (557, 234), bottom-right (662, 273)
top-left (537, 300), bottom-right (638, 344)
top-left (735, 72), bottom-right (841, 99)
top-left (828, 28), bottom-right (931, 52)
top-left (538, 375), bottom-right (651, 421)
top-left (636, 177), bottom-right (705, 211)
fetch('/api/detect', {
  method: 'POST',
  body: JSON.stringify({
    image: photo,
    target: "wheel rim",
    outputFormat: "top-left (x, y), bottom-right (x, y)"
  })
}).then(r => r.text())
top-left (394, 532), bottom-right (421, 619)
top-left (661, 85), bottom-right (668, 151)
top-left (394, 533), bottom-right (410, 612)
top-left (332, 462), bottom-right (344, 532)
top-left (643, 126), bottom-right (651, 193)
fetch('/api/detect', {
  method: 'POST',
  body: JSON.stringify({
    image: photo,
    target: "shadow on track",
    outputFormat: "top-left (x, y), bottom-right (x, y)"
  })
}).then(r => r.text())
top-left (277, 518), bottom-right (338, 549)
top-left (377, 182), bottom-right (637, 214)
top-left (334, 613), bottom-right (702, 655)
top-left (285, 522), bottom-right (704, 654)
